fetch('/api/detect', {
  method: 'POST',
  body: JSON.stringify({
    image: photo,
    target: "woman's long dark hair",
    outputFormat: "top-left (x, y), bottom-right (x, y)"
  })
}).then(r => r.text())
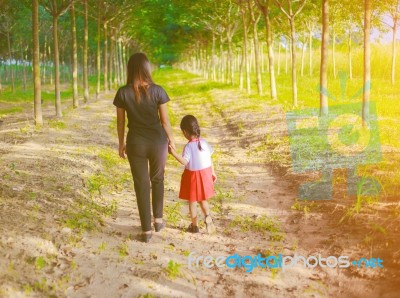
top-left (126, 53), bottom-right (154, 102)
top-left (180, 115), bottom-right (202, 151)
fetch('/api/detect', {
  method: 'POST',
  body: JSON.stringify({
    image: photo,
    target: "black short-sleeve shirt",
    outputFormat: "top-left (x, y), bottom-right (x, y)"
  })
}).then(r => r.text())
top-left (113, 84), bottom-right (170, 144)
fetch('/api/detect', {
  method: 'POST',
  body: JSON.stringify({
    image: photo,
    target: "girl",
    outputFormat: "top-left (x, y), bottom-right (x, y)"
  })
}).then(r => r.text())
top-left (169, 115), bottom-right (216, 234)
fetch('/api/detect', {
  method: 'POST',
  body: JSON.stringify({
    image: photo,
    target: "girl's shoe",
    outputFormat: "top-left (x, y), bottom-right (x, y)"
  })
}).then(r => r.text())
top-left (154, 220), bottom-right (166, 232)
top-left (205, 215), bottom-right (216, 234)
top-left (140, 232), bottom-right (152, 243)
top-left (186, 223), bottom-right (199, 233)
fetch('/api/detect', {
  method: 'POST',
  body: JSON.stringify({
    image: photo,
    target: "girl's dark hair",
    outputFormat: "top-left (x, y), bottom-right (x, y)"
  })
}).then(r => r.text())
top-left (180, 115), bottom-right (202, 151)
top-left (126, 53), bottom-right (154, 102)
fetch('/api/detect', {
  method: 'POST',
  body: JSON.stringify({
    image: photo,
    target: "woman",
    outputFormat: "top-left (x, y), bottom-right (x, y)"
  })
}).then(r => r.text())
top-left (113, 53), bottom-right (175, 243)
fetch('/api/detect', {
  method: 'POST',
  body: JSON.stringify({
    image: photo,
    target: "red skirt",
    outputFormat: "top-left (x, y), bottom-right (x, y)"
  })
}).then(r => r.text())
top-left (179, 167), bottom-right (215, 202)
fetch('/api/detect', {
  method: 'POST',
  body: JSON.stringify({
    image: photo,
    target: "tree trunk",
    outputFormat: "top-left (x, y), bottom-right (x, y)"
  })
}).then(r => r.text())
top-left (253, 35), bottom-right (262, 94)
top-left (239, 45), bottom-right (244, 90)
top-left (113, 31), bottom-right (118, 86)
top-left (212, 33), bottom-right (216, 81)
top-left (71, 1), bottom-right (79, 108)
top-left (250, 42), bottom-right (255, 73)
top-left (332, 27), bottom-right (336, 79)
top-left (61, 47), bottom-right (66, 84)
top-left (7, 31), bottom-right (15, 93)
top-left (320, 0), bottom-right (329, 116)
top-left (261, 42), bottom-right (264, 73)
top-left (49, 43), bottom-right (53, 86)
top-left (249, 2), bottom-right (262, 94)
top-left (108, 30), bottom-right (113, 88)
top-left (228, 36), bottom-right (234, 85)
top-left (392, 19), bottom-right (397, 86)
top-left (362, 0), bottom-right (371, 125)
top-left (119, 39), bottom-right (124, 84)
top-left (309, 30), bottom-right (313, 75)
top-left (219, 36), bottom-right (224, 82)
top-left (103, 23), bottom-right (109, 92)
top-left (83, 0), bottom-right (89, 102)
top-left (0, 62), bottom-right (2, 93)
top-left (21, 44), bottom-right (27, 91)
top-left (301, 42), bottom-right (306, 77)
top-left (43, 36), bottom-right (47, 84)
top-left (241, 6), bottom-right (251, 94)
top-left (289, 19), bottom-right (298, 107)
top-left (96, 0), bottom-right (101, 98)
top-left (32, 0), bottom-right (43, 125)
top-left (122, 44), bottom-right (127, 81)
top-left (349, 30), bottom-right (353, 80)
top-left (264, 14), bottom-right (277, 99)
top-left (285, 40), bottom-right (288, 74)
top-left (52, 16), bottom-right (62, 117)
top-left (278, 41), bottom-right (281, 75)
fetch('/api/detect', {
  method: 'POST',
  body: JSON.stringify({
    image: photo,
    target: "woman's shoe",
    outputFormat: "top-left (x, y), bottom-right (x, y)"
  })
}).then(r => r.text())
top-left (186, 223), bottom-right (199, 233)
top-left (140, 232), bottom-right (153, 243)
top-left (205, 215), bottom-right (216, 234)
top-left (154, 220), bottom-right (166, 232)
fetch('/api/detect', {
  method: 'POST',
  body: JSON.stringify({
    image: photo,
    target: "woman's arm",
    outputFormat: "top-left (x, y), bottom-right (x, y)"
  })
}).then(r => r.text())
top-left (159, 103), bottom-right (176, 150)
top-left (116, 107), bottom-right (126, 158)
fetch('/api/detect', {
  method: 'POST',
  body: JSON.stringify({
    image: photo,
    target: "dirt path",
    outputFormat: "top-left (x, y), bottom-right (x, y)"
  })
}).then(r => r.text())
top-left (0, 71), bottom-right (398, 297)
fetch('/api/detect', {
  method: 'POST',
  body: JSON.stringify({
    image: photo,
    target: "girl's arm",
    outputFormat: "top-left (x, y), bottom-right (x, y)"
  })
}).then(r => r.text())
top-left (159, 103), bottom-right (176, 150)
top-left (117, 107), bottom-right (126, 158)
top-left (211, 160), bottom-right (217, 182)
top-left (169, 145), bottom-right (188, 166)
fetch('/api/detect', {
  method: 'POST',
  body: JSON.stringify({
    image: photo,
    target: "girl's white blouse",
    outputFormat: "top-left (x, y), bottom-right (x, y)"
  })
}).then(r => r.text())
top-left (182, 139), bottom-right (213, 171)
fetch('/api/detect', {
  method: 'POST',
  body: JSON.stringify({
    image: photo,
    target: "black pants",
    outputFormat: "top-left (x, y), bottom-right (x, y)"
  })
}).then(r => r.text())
top-left (126, 142), bottom-right (168, 232)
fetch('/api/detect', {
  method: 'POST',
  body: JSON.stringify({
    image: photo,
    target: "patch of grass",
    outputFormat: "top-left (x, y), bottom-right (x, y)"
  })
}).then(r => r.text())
top-left (164, 260), bottom-right (182, 280)
top-left (48, 119), bottom-right (66, 130)
top-left (230, 215), bottom-right (281, 235)
top-left (35, 256), bottom-right (47, 270)
top-left (23, 284), bottom-right (34, 294)
top-left (181, 249), bottom-right (191, 257)
top-left (290, 199), bottom-right (316, 214)
top-left (164, 202), bottom-right (185, 228)
top-left (118, 242), bottom-right (129, 257)
top-left (64, 198), bottom-right (117, 232)
top-left (33, 277), bottom-right (50, 293)
top-left (211, 188), bottom-right (237, 215)
top-left (98, 147), bottom-right (124, 168)
top-left (98, 242), bottom-right (107, 252)
top-left (138, 294), bottom-right (154, 298)
top-left (0, 106), bottom-right (24, 116)
top-left (64, 208), bottom-right (100, 232)
top-left (169, 109), bottom-right (179, 126)
top-left (108, 116), bottom-right (117, 135)
top-left (86, 173), bottom-right (108, 197)
top-left (71, 261), bottom-right (77, 270)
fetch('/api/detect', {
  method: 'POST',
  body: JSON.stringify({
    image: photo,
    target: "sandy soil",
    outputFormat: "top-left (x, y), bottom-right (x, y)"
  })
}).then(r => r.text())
top-left (0, 75), bottom-right (399, 298)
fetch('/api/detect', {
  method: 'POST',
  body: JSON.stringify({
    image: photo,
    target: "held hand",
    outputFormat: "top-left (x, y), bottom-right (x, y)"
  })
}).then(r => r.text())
top-left (212, 174), bottom-right (217, 183)
top-left (168, 144), bottom-right (176, 155)
top-left (119, 144), bottom-right (126, 159)
top-left (168, 140), bottom-right (176, 151)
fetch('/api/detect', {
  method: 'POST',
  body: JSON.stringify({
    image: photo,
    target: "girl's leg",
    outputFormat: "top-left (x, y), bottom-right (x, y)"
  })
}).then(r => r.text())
top-left (199, 200), bottom-right (215, 233)
top-left (189, 202), bottom-right (198, 226)
top-left (199, 200), bottom-right (210, 217)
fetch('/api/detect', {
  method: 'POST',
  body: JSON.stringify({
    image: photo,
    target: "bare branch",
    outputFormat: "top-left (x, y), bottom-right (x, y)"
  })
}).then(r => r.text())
top-left (273, 0), bottom-right (291, 19)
